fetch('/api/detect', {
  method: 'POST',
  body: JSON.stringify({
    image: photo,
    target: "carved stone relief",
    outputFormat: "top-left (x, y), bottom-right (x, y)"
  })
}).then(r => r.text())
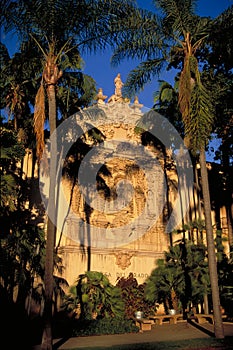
top-left (114, 251), bottom-right (134, 270)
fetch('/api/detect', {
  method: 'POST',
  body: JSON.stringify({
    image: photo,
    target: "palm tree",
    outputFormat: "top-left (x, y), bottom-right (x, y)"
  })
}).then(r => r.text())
top-left (204, 6), bottom-right (233, 253)
top-left (2, 1), bottom-right (140, 347)
top-left (145, 257), bottom-right (184, 313)
top-left (145, 241), bottom-right (210, 316)
top-left (112, 0), bottom-right (227, 338)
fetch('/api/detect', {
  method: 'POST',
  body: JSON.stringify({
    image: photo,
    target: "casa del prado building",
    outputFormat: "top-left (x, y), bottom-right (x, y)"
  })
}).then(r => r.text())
top-left (25, 74), bottom-right (231, 288)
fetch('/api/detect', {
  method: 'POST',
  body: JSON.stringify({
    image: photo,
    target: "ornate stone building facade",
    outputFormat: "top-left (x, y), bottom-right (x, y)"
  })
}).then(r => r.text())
top-left (37, 74), bottom-right (231, 288)
top-left (55, 74), bottom-right (176, 287)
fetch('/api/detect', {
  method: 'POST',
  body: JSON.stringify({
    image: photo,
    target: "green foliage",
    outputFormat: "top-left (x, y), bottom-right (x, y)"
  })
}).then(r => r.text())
top-left (145, 241), bottom-right (210, 312)
top-left (145, 258), bottom-right (182, 311)
top-left (157, 0), bottom-right (197, 33)
top-left (0, 41), bottom-right (40, 141)
top-left (116, 273), bottom-right (155, 319)
top-left (61, 285), bottom-right (80, 314)
top-left (203, 7), bottom-right (233, 165)
top-left (0, 224), bottom-right (46, 302)
top-left (207, 5), bottom-right (233, 72)
top-left (214, 230), bottom-right (233, 316)
top-left (71, 317), bottom-right (139, 337)
top-left (153, 79), bottom-right (183, 135)
top-left (0, 125), bottom-right (48, 315)
top-left (0, 127), bottom-right (25, 161)
top-left (0, 127), bottom-right (25, 216)
top-left (76, 271), bottom-right (125, 320)
top-left (201, 69), bottom-right (233, 165)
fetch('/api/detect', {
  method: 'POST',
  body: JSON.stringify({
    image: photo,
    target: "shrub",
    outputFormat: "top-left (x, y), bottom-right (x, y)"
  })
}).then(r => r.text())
top-left (71, 317), bottom-right (139, 337)
top-left (116, 273), bottom-right (156, 319)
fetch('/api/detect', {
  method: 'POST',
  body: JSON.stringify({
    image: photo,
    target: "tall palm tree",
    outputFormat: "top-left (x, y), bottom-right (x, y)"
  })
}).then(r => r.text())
top-left (2, 1), bottom-right (139, 348)
top-left (204, 6), bottom-right (233, 253)
top-left (112, 0), bottom-right (227, 338)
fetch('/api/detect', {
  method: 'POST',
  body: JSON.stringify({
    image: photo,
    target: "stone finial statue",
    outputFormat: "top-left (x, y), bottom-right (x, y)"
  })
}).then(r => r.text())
top-left (132, 96), bottom-right (143, 111)
top-left (108, 73), bottom-right (125, 103)
top-left (96, 88), bottom-right (107, 104)
top-left (133, 96), bottom-right (143, 106)
top-left (114, 73), bottom-right (124, 97)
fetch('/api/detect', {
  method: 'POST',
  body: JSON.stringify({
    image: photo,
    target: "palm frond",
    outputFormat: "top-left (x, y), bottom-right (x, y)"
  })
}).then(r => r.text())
top-left (123, 59), bottom-right (164, 97)
top-left (111, 10), bottom-right (163, 66)
top-left (156, 0), bottom-right (197, 37)
top-left (188, 82), bottom-right (214, 152)
top-left (153, 80), bottom-right (174, 104)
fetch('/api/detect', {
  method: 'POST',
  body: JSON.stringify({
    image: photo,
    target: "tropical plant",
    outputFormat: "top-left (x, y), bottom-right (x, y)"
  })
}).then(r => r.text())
top-left (0, 126), bottom-right (25, 216)
top-left (60, 285), bottom-right (80, 317)
top-left (112, 0), bottom-right (229, 338)
top-left (145, 242), bottom-right (210, 315)
top-left (214, 230), bottom-right (233, 317)
top-left (145, 258), bottom-right (183, 313)
top-left (0, 224), bottom-right (45, 302)
top-left (116, 273), bottom-right (155, 319)
top-left (153, 79), bottom-right (183, 135)
top-left (76, 271), bottom-right (125, 320)
top-left (0, 123), bottom-right (46, 325)
top-left (218, 257), bottom-right (233, 317)
top-left (0, 43), bottom-right (33, 132)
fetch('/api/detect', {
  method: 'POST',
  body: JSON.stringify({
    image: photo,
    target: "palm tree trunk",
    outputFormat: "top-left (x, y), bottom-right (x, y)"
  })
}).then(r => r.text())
top-left (199, 148), bottom-right (224, 339)
top-left (226, 204), bottom-right (233, 253)
top-left (203, 292), bottom-right (209, 314)
top-left (41, 83), bottom-right (57, 350)
top-left (164, 155), bottom-right (173, 246)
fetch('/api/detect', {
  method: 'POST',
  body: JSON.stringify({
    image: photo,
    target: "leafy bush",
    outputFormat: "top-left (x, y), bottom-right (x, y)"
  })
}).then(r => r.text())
top-left (116, 273), bottom-right (155, 319)
top-left (71, 317), bottom-right (139, 337)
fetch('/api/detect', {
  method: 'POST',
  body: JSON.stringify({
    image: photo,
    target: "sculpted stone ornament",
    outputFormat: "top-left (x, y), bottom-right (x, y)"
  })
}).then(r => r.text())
top-left (133, 96), bottom-right (143, 107)
top-left (114, 251), bottom-right (133, 270)
top-left (131, 96), bottom-right (143, 113)
top-left (114, 73), bottom-right (124, 97)
top-left (96, 88), bottom-right (107, 104)
top-left (108, 73), bottom-right (129, 103)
